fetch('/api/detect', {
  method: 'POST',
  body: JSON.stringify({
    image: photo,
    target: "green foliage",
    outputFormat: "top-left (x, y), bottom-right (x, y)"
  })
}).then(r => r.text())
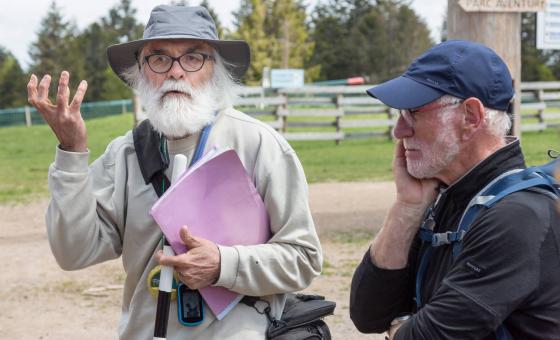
top-left (309, 0), bottom-right (432, 82)
top-left (268, 0), bottom-right (312, 69)
top-left (231, 0), bottom-right (273, 84)
top-left (0, 48), bottom-right (27, 108)
top-left (28, 1), bottom-right (85, 90)
top-left (200, 0), bottom-right (224, 39)
top-left (231, 0), bottom-right (314, 84)
top-left (521, 13), bottom-right (556, 81)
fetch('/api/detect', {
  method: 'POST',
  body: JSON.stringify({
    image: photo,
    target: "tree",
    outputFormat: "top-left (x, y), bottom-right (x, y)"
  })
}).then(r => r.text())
top-left (28, 1), bottom-right (84, 90)
top-left (0, 47), bottom-right (27, 108)
top-left (74, 0), bottom-right (144, 101)
top-left (231, 0), bottom-right (273, 84)
top-left (309, 0), bottom-right (432, 82)
top-left (200, 0), bottom-right (224, 39)
top-left (268, 0), bottom-right (312, 69)
top-left (307, 1), bottom-right (353, 80)
top-left (101, 0), bottom-right (144, 45)
top-left (521, 13), bottom-right (555, 81)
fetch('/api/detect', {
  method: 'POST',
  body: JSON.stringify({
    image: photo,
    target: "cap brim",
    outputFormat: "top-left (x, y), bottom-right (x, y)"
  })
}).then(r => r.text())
top-left (106, 37), bottom-right (251, 86)
top-left (366, 75), bottom-right (445, 110)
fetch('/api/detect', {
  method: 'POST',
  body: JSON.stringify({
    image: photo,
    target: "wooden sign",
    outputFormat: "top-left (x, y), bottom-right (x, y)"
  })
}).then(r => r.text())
top-left (458, 0), bottom-right (547, 12)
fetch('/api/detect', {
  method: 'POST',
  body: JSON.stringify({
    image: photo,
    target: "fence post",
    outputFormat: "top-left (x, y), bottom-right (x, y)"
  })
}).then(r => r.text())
top-left (388, 108), bottom-right (398, 140)
top-left (121, 100), bottom-right (126, 114)
top-left (133, 94), bottom-right (146, 127)
top-left (281, 92), bottom-right (288, 133)
top-left (537, 89), bottom-right (545, 132)
top-left (24, 106), bottom-right (32, 127)
top-left (335, 93), bottom-right (343, 145)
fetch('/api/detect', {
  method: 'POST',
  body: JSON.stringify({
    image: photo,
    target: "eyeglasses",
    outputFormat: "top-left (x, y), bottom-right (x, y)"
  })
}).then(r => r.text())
top-left (143, 52), bottom-right (215, 74)
top-left (399, 101), bottom-right (463, 125)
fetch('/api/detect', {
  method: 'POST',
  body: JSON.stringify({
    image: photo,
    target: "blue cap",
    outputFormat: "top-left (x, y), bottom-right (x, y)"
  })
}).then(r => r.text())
top-left (366, 40), bottom-right (514, 111)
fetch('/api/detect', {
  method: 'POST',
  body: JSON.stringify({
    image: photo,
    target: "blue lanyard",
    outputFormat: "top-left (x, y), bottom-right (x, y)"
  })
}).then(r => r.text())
top-left (191, 123), bottom-right (213, 165)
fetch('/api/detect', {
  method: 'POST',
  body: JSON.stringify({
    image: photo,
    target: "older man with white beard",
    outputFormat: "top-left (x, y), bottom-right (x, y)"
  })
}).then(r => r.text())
top-left (27, 5), bottom-right (322, 340)
top-left (349, 40), bottom-right (560, 339)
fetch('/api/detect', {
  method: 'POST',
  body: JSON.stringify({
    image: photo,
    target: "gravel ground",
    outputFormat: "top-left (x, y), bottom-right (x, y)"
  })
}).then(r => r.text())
top-left (0, 181), bottom-right (395, 339)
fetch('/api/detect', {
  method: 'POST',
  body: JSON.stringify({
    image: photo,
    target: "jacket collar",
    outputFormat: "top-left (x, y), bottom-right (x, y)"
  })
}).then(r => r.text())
top-left (435, 138), bottom-right (526, 215)
top-left (132, 119), bottom-right (169, 185)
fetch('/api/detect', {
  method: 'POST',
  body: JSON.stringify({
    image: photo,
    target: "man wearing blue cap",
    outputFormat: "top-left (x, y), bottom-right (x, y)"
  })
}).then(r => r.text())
top-left (350, 40), bottom-right (560, 339)
top-left (26, 5), bottom-right (322, 339)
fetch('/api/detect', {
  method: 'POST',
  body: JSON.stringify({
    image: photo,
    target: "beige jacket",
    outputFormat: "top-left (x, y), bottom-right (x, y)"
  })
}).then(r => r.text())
top-left (46, 108), bottom-right (322, 339)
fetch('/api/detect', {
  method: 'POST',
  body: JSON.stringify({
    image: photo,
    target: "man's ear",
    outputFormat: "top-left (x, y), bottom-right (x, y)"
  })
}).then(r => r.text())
top-left (461, 97), bottom-right (485, 140)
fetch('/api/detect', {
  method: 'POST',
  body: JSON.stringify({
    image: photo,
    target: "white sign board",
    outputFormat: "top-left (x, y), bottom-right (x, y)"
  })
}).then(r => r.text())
top-left (459, 0), bottom-right (546, 12)
top-left (270, 69), bottom-right (304, 88)
top-left (537, 0), bottom-right (560, 49)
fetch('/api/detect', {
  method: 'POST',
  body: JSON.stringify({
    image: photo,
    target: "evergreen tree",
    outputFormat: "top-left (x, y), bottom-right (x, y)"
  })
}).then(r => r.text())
top-left (200, 0), bottom-right (224, 39)
top-left (0, 47), bottom-right (27, 108)
top-left (308, 1), bottom-right (352, 80)
top-left (268, 0), bottom-right (311, 69)
top-left (521, 13), bottom-right (555, 81)
top-left (232, 0), bottom-right (273, 84)
top-left (28, 1), bottom-right (84, 90)
top-left (309, 0), bottom-right (432, 82)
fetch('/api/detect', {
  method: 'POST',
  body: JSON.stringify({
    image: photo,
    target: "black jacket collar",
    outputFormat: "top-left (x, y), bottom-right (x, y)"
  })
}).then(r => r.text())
top-left (132, 120), bottom-right (170, 197)
top-left (435, 138), bottom-right (526, 217)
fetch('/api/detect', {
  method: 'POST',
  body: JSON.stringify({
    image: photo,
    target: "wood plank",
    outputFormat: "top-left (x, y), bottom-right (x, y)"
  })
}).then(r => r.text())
top-left (521, 123), bottom-right (547, 131)
top-left (543, 113), bottom-right (560, 120)
top-left (520, 102), bottom-right (546, 110)
top-left (282, 132), bottom-right (345, 141)
top-left (338, 97), bottom-right (382, 105)
top-left (234, 96), bottom-right (286, 106)
top-left (344, 107), bottom-right (388, 114)
top-left (340, 119), bottom-right (394, 128)
top-left (521, 82), bottom-right (560, 90)
top-left (277, 108), bottom-right (344, 117)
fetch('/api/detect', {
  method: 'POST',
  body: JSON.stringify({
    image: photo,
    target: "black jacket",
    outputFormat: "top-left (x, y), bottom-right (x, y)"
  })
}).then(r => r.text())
top-left (350, 140), bottom-right (560, 339)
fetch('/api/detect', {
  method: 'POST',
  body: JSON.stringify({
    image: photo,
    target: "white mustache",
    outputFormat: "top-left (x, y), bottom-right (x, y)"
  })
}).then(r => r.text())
top-left (158, 80), bottom-right (193, 97)
top-left (403, 139), bottom-right (420, 150)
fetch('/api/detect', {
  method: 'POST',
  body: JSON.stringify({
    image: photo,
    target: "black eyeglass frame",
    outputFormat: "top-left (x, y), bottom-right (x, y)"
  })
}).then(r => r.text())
top-left (142, 52), bottom-right (215, 74)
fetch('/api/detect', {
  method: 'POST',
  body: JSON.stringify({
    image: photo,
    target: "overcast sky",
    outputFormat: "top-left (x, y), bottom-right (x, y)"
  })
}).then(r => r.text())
top-left (2, 0), bottom-right (446, 70)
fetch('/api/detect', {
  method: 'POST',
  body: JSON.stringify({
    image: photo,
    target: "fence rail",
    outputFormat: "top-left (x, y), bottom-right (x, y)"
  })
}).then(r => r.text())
top-left (4, 82), bottom-right (560, 141)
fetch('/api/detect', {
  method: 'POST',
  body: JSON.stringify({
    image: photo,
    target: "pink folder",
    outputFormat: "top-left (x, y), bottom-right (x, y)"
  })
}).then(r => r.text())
top-left (149, 148), bottom-right (270, 319)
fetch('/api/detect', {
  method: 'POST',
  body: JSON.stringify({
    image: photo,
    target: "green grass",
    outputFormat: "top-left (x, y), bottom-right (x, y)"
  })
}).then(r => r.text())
top-left (0, 114), bottom-right (133, 203)
top-left (0, 112), bottom-right (559, 203)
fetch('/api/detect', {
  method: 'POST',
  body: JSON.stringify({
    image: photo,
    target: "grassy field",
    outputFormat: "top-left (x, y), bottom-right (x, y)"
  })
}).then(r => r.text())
top-left (0, 113), bottom-right (558, 203)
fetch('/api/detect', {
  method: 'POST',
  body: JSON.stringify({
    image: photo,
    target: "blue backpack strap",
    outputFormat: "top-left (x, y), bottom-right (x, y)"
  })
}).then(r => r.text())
top-left (496, 324), bottom-right (514, 340)
top-left (452, 167), bottom-right (559, 257)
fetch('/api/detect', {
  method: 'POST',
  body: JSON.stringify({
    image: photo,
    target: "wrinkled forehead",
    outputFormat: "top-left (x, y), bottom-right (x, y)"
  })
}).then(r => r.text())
top-left (141, 39), bottom-right (215, 55)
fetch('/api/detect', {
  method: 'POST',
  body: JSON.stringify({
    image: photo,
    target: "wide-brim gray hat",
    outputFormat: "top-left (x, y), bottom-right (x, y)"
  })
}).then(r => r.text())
top-left (107, 5), bottom-right (251, 85)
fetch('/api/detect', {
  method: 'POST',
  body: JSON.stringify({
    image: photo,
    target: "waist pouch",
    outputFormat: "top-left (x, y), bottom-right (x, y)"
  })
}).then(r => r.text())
top-left (243, 293), bottom-right (336, 340)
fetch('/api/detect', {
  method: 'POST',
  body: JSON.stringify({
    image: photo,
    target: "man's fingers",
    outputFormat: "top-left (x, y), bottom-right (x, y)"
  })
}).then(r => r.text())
top-left (155, 250), bottom-right (183, 267)
top-left (27, 74), bottom-right (38, 105)
top-left (56, 71), bottom-right (70, 112)
top-left (69, 80), bottom-right (88, 113)
top-left (180, 226), bottom-right (203, 249)
top-left (37, 74), bottom-right (51, 101)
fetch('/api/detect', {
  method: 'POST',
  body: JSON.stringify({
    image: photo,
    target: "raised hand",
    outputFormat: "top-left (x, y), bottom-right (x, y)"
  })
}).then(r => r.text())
top-left (27, 71), bottom-right (89, 152)
top-left (156, 226), bottom-right (221, 290)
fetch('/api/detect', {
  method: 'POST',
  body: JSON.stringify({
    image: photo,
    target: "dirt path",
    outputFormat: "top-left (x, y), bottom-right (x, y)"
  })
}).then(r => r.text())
top-left (0, 181), bottom-right (395, 339)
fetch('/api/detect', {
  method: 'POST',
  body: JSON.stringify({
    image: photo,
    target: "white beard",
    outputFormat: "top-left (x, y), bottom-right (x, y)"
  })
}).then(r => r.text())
top-left (137, 78), bottom-right (219, 138)
top-left (404, 116), bottom-right (461, 179)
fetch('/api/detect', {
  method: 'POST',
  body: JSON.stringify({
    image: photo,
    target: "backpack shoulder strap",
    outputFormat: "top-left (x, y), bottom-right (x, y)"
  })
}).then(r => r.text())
top-left (452, 166), bottom-right (559, 258)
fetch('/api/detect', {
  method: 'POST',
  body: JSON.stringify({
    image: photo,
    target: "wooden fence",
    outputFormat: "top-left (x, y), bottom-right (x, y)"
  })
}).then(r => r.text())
top-left (232, 85), bottom-right (394, 142)
top-left (229, 82), bottom-right (560, 141)
top-left (7, 82), bottom-right (560, 141)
